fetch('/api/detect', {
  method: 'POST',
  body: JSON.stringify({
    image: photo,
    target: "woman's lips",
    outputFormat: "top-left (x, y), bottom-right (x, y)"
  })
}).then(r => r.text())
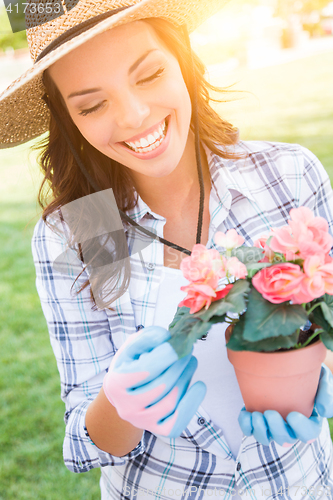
top-left (123, 117), bottom-right (167, 145)
top-left (118, 116), bottom-right (171, 160)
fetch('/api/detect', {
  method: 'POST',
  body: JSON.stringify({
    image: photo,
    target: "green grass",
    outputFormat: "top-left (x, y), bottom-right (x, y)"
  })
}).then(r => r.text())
top-left (0, 146), bottom-right (100, 499)
top-left (1, 49), bottom-right (333, 498)
top-left (213, 50), bottom-right (333, 179)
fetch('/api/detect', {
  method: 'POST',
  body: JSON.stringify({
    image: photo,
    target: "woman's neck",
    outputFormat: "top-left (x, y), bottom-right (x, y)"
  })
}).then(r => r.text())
top-left (132, 140), bottom-right (211, 218)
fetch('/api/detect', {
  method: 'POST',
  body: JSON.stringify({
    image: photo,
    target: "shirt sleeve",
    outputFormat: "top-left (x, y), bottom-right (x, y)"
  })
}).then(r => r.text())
top-left (31, 217), bottom-right (146, 473)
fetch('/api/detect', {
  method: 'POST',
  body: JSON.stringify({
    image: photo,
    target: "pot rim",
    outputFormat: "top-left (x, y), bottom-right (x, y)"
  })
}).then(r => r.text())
top-left (227, 339), bottom-right (327, 378)
top-left (227, 338), bottom-right (323, 356)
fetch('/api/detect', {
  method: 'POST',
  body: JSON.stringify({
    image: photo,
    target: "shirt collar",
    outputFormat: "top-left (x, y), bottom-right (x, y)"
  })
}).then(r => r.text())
top-left (203, 143), bottom-right (256, 204)
top-left (125, 143), bottom-right (256, 227)
top-left (124, 193), bottom-right (165, 230)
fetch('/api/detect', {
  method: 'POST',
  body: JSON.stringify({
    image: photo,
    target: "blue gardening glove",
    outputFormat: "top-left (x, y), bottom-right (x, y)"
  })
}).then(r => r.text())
top-left (315, 363), bottom-right (333, 417)
top-left (103, 326), bottom-right (206, 438)
top-left (238, 364), bottom-right (333, 447)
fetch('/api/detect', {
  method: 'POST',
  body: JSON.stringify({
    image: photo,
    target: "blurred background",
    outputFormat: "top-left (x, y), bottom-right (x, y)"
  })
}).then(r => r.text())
top-left (0, 0), bottom-right (333, 498)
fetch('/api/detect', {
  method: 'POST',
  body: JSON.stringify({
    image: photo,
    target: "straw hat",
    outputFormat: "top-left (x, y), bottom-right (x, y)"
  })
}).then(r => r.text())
top-left (0, 0), bottom-right (230, 149)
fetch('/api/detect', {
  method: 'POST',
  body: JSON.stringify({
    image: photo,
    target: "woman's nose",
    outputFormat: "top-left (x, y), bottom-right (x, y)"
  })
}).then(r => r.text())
top-left (113, 92), bottom-right (150, 130)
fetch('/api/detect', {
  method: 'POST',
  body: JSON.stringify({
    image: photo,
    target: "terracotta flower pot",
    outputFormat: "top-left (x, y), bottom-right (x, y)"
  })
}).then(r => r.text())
top-left (227, 341), bottom-right (327, 419)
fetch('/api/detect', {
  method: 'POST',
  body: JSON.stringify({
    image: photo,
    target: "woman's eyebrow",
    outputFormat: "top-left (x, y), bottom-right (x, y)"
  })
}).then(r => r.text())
top-left (129, 49), bottom-right (157, 74)
top-left (67, 49), bottom-right (158, 99)
top-left (68, 87), bottom-right (102, 99)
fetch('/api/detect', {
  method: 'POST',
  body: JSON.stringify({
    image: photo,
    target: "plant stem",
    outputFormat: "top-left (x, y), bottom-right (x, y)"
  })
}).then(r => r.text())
top-left (306, 302), bottom-right (322, 315)
top-left (225, 315), bottom-right (237, 324)
top-left (301, 329), bottom-right (324, 348)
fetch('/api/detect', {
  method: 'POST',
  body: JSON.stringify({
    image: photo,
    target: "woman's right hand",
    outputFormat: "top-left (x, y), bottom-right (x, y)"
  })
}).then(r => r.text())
top-left (103, 326), bottom-right (206, 438)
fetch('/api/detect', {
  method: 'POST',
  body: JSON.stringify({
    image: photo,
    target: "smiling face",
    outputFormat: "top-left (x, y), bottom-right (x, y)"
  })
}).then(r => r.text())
top-left (48, 21), bottom-right (194, 182)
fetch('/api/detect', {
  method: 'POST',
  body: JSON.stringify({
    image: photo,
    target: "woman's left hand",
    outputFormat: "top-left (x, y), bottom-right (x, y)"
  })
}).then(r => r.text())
top-left (238, 364), bottom-right (333, 447)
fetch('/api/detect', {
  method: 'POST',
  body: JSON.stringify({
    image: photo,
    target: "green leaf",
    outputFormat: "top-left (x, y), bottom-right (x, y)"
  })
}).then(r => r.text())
top-left (242, 288), bottom-right (308, 342)
top-left (323, 294), bottom-right (333, 307)
top-left (167, 281), bottom-right (251, 358)
top-left (194, 279), bottom-right (250, 322)
top-left (169, 305), bottom-right (191, 331)
top-left (231, 246), bottom-right (264, 264)
top-left (226, 314), bottom-right (300, 352)
top-left (246, 262), bottom-right (272, 278)
top-left (319, 295), bottom-right (333, 328)
top-left (224, 279), bottom-right (250, 312)
top-left (168, 305), bottom-right (218, 358)
top-left (271, 253), bottom-right (285, 263)
top-left (225, 314), bottom-right (247, 351)
top-left (266, 235), bottom-right (273, 247)
top-left (168, 315), bottom-right (212, 358)
top-left (320, 331), bottom-right (333, 352)
top-left (311, 304), bottom-right (331, 332)
top-left (194, 300), bottom-right (230, 322)
top-left (250, 333), bottom-right (300, 352)
top-left (320, 302), bottom-right (333, 328)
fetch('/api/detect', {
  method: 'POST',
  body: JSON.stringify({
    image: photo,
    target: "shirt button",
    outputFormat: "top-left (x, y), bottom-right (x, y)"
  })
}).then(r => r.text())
top-left (146, 263), bottom-right (155, 271)
top-left (236, 462), bottom-right (241, 471)
top-left (197, 417), bottom-right (206, 426)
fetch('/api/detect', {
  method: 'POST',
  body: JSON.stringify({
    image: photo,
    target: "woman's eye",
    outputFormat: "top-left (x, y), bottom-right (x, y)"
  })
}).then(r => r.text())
top-left (138, 67), bottom-right (165, 85)
top-left (79, 101), bottom-right (106, 116)
top-left (77, 68), bottom-right (164, 116)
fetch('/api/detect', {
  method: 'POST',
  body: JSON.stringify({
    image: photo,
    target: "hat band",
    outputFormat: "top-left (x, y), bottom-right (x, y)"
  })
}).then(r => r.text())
top-left (35, 5), bottom-right (132, 64)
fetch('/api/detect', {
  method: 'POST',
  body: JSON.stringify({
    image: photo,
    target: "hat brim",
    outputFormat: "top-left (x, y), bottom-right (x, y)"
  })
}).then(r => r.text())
top-left (0, 0), bottom-right (230, 148)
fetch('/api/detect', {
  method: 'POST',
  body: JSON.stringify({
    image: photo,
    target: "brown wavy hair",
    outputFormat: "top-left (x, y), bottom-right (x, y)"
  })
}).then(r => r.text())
top-left (35, 17), bottom-right (240, 307)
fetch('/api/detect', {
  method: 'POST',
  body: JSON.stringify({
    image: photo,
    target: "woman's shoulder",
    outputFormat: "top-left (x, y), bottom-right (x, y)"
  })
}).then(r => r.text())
top-left (209, 140), bottom-right (332, 210)
top-left (233, 139), bottom-right (305, 153)
top-left (212, 139), bottom-right (326, 180)
top-left (32, 214), bottom-right (71, 265)
top-left (33, 214), bottom-right (67, 243)
top-left (224, 139), bottom-right (319, 164)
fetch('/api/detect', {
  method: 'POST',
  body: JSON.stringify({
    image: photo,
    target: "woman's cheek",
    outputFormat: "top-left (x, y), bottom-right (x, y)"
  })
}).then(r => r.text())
top-left (162, 78), bottom-right (191, 109)
top-left (79, 119), bottom-right (114, 150)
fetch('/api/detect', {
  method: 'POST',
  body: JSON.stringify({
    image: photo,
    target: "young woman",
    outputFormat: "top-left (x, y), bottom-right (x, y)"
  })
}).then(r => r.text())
top-left (1, 1), bottom-right (333, 498)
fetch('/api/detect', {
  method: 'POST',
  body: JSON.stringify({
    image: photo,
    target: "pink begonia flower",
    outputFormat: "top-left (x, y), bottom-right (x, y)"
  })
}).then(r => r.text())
top-left (179, 283), bottom-right (233, 314)
top-left (269, 226), bottom-right (300, 261)
top-left (288, 207), bottom-right (333, 259)
top-left (254, 235), bottom-right (275, 263)
top-left (224, 256), bottom-right (248, 279)
top-left (324, 254), bottom-right (333, 264)
top-left (252, 263), bottom-right (304, 304)
top-left (292, 255), bottom-right (333, 304)
top-left (180, 244), bottom-right (225, 286)
top-left (268, 206), bottom-right (333, 261)
top-left (215, 229), bottom-right (245, 250)
top-left (289, 206), bottom-right (323, 227)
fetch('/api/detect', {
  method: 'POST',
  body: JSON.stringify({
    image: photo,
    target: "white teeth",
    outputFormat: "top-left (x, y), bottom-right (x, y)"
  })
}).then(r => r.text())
top-left (124, 118), bottom-right (168, 153)
top-left (147, 134), bottom-right (156, 146)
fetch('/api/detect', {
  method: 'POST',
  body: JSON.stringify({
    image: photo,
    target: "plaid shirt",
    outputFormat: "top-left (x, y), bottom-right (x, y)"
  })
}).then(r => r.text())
top-left (32, 141), bottom-right (333, 500)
